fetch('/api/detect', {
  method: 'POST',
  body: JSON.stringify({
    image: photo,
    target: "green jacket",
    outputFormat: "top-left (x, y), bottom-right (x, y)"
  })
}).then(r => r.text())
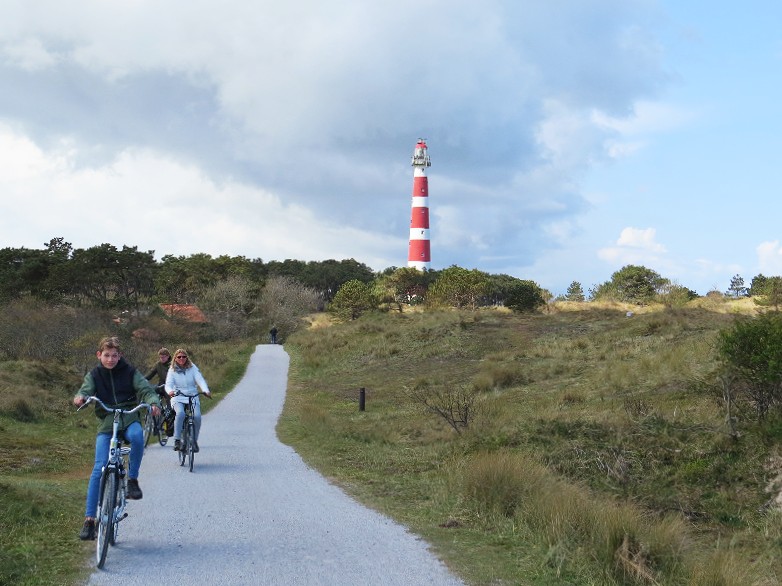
top-left (77, 360), bottom-right (161, 434)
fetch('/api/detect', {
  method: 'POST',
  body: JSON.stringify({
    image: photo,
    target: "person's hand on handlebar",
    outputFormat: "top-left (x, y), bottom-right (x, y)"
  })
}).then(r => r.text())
top-left (73, 395), bottom-right (87, 407)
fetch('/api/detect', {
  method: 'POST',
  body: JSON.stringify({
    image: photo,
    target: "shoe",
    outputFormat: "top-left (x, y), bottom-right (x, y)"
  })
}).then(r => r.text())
top-left (126, 479), bottom-right (143, 500)
top-left (193, 441), bottom-right (199, 453)
top-left (79, 519), bottom-right (95, 540)
top-left (174, 439), bottom-right (181, 451)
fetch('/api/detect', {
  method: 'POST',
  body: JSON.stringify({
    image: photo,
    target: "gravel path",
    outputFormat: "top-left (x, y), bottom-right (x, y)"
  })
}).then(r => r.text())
top-left (82, 344), bottom-right (464, 586)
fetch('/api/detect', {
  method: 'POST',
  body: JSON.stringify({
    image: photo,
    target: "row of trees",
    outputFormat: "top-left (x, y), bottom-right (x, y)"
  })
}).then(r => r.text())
top-left (7, 238), bottom-right (782, 324)
top-left (0, 238), bottom-right (374, 308)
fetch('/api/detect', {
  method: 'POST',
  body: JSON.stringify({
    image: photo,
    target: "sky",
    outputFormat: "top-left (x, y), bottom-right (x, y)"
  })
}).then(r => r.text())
top-left (1, 1), bottom-right (781, 297)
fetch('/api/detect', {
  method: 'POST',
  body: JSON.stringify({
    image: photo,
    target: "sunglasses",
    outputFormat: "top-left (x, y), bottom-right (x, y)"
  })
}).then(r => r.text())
top-left (176, 355), bottom-right (187, 360)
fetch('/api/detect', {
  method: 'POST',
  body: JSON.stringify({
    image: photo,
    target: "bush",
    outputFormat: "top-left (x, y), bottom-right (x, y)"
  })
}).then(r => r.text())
top-left (717, 313), bottom-right (782, 418)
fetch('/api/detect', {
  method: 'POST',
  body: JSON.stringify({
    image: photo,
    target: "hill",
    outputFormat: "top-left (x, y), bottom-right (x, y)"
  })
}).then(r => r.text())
top-left (278, 299), bottom-right (782, 585)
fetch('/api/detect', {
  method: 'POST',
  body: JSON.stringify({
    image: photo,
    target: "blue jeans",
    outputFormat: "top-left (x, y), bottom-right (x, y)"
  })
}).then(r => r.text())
top-left (84, 421), bottom-right (144, 518)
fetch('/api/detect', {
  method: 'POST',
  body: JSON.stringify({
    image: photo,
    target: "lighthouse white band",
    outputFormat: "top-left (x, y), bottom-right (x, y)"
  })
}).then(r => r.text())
top-left (411, 197), bottom-right (429, 208)
top-left (408, 261), bottom-right (429, 270)
top-left (409, 228), bottom-right (430, 240)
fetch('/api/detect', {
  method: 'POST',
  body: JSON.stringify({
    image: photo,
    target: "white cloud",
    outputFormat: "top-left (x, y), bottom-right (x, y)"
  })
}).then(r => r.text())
top-left (0, 0), bottom-right (673, 279)
top-left (1, 37), bottom-right (58, 70)
top-left (0, 124), bottom-right (401, 267)
top-left (598, 227), bottom-right (666, 265)
top-left (757, 241), bottom-right (782, 275)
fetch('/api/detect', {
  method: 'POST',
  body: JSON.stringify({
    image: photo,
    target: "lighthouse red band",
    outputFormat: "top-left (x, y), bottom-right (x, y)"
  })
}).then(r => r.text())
top-left (408, 139), bottom-right (431, 270)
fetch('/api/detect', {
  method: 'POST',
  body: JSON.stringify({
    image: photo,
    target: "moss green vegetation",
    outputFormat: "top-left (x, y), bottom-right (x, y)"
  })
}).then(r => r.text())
top-left (5, 299), bottom-right (782, 585)
top-left (278, 303), bottom-right (782, 585)
top-left (0, 341), bottom-right (254, 586)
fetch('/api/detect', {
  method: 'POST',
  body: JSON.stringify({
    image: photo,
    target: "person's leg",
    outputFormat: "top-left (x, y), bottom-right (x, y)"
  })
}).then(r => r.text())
top-left (123, 421), bottom-right (145, 499)
top-left (193, 401), bottom-right (203, 443)
top-left (85, 433), bottom-right (111, 518)
top-left (172, 402), bottom-right (184, 440)
top-left (124, 421), bottom-right (144, 479)
top-left (172, 401), bottom-right (184, 450)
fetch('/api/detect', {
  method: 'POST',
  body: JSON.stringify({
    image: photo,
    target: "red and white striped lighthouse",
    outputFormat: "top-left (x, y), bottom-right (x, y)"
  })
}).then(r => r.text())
top-left (407, 139), bottom-right (431, 270)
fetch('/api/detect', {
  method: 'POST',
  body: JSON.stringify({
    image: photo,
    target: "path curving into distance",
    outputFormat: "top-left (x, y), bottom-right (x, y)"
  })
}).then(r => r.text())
top-left (81, 344), bottom-right (464, 586)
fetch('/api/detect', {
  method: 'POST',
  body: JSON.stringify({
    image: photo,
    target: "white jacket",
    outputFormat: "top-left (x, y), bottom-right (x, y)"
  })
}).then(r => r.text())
top-left (166, 363), bottom-right (210, 404)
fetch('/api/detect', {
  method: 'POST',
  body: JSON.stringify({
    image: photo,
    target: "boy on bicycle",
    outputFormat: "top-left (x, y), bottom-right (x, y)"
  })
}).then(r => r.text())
top-left (73, 336), bottom-right (161, 540)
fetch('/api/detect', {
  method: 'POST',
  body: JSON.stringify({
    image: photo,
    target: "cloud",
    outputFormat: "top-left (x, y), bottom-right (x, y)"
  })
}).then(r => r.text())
top-left (598, 227), bottom-right (667, 265)
top-left (0, 0), bottom-right (671, 275)
top-left (0, 124), bottom-right (401, 266)
top-left (757, 241), bottom-right (782, 275)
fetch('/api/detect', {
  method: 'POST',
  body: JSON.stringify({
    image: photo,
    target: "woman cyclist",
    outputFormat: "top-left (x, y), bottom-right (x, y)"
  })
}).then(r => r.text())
top-left (165, 348), bottom-right (211, 452)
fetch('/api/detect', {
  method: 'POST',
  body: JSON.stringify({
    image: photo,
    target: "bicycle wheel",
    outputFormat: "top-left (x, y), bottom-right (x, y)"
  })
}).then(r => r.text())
top-left (157, 414), bottom-right (168, 446)
top-left (96, 470), bottom-right (117, 569)
top-left (178, 422), bottom-right (187, 467)
top-left (143, 409), bottom-right (153, 447)
top-left (109, 474), bottom-right (124, 546)
top-left (187, 420), bottom-right (195, 472)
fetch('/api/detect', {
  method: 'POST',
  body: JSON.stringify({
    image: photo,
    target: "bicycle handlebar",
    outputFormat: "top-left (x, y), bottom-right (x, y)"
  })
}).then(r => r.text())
top-left (171, 390), bottom-right (212, 399)
top-left (77, 396), bottom-right (151, 414)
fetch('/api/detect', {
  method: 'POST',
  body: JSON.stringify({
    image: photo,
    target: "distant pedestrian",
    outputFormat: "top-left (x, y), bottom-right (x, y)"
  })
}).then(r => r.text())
top-left (269, 326), bottom-right (278, 344)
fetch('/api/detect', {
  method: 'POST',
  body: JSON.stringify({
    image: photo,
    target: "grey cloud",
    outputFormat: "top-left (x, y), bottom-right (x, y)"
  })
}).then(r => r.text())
top-left (0, 0), bottom-right (668, 273)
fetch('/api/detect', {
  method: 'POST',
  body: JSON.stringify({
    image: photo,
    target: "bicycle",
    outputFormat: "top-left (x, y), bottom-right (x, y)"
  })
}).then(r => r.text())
top-left (172, 391), bottom-right (209, 472)
top-left (143, 385), bottom-right (170, 447)
top-left (77, 396), bottom-right (150, 569)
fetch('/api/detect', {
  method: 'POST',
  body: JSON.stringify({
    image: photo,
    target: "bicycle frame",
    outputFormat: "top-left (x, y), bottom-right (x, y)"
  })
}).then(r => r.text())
top-left (78, 396), bottom-right (149, 569)
top-left (172, 391), bottom-right (208, 473)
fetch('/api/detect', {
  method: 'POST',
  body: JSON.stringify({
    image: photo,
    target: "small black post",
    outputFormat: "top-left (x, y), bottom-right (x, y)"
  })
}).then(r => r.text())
top-left (359, 387), bottom-right (366, 412)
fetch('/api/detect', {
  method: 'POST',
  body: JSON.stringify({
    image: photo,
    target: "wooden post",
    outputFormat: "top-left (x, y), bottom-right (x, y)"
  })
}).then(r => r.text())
top-left (359, 387), bottom-right (366, 411)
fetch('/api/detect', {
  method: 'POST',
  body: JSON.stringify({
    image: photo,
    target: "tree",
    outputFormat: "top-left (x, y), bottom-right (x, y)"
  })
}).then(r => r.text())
top-left (658, 283), bottom-right (698, 307)
top-left (754, 276), bottom-right (782, 311)
top-left (199, 275), bottom-right (259, 338)
top-left (485, 273), bottom-right (526, 306)
top-left (329, 279), bottom-right (378, 320)
top-left (591, 265), bottom-right (668, 305)
top-left (427, 266), bottom-right (489, 309)
top-left (726, 274), bottom-right (747, 298)
top-left (376, 267), bottom-right (433, 311)
top-left (62, 244), bottom-right (157, 310)
top-left (505, 280), bottom-right (546, 313)
top-left (749, 274), bottom-right (769, 297)
top-left (718, 313), bottom-right (782, 418)
top-left (258, 275), bottom-right (320, 338)
top-left (564, 281), bottom-right (585, 302)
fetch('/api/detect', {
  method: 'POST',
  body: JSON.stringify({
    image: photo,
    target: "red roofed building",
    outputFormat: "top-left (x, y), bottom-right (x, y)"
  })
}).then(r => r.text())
top-left (159, 304), bottom-right (208, 323)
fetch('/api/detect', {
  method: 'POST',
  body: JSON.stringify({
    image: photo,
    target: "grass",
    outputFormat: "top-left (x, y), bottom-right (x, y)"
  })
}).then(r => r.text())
top-left (5, 299), bottom-right (782, 584)
top-left (277, 301), bottom-right (782, 585)
top-left (0, 340), bottom-right (255, 586)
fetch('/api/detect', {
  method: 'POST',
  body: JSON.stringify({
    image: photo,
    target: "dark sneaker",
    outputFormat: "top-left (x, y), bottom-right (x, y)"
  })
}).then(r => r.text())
top-left (79, 519), bottom-right (95, 540)
top-left (193, 441), bottom-right (199, 453)
top-left (174, 439), bottom-right (181, 451)
top-left (126, 479), bottom-right (143, 500)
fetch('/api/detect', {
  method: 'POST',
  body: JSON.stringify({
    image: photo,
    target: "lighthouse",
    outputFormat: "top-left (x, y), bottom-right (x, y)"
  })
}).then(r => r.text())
top-left (407, 139), bottom-right (431, 270)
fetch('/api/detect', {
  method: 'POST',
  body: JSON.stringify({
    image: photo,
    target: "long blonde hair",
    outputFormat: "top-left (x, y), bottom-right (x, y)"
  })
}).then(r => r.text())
top-left (172, 348), bottom-right (192, 369)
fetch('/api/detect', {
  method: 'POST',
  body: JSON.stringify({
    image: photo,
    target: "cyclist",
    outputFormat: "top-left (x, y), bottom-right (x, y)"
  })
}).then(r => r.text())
top-left (73, 336), bottom-right (161, 540)
top-left (165, 348), bottom-right (211, 453)
top-left (145, 346), bottom-right (173, 410)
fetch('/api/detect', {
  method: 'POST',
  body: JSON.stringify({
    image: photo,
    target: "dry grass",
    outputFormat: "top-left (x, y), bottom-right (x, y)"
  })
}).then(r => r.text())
top-left (279, 302), bottom-right (782, 584)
